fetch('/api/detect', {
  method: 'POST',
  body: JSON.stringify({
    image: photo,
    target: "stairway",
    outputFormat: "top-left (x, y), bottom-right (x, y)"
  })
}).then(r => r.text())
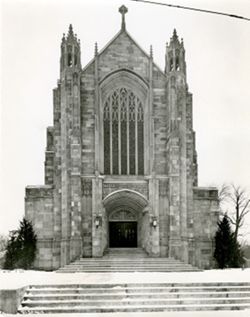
top-left (57, 248), bottom-right (200, 273)
top-left (18, 282), bottom-right (250, 313)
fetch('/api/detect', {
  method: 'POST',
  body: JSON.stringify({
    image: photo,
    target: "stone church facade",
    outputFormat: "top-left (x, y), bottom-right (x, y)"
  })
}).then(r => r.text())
top-left (25, 6), bottom-right (219, 270)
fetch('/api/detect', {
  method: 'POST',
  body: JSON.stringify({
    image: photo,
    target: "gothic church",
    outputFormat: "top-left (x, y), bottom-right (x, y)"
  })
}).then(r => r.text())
top-left (25, 6), bottom-right (219, 270)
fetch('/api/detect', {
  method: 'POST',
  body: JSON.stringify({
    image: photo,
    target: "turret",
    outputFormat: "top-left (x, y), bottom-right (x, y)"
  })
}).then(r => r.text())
top-left (165, 29), bottom-right (186, 77)
top-left (60, 24), bottom-right (81, 76)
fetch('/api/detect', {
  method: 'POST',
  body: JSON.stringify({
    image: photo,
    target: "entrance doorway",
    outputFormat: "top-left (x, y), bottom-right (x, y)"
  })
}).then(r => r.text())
top-left (109, 222), bottom-right (137, 248)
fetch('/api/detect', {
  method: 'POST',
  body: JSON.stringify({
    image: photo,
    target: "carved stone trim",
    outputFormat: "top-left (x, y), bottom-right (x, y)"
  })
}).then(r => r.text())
top-left (102, 182), bottom-right (148, 199)
top-left (82, 179), bottom-right (92, 196)
top-left (159, 179), bottom-right (169, 197)
top-left (109, 209), bottom-right (137, 222)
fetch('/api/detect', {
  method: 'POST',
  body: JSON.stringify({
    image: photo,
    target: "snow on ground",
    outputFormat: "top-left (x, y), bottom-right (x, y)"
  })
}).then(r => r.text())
top-left (0, 268), bottom-right (250, 289)
top-left (2, 310), bottom-right (250, 317)
top-left (1, 269), bottom-right (250, 316)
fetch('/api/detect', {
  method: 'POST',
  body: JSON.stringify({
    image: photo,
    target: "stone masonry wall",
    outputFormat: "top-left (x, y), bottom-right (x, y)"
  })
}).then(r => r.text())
top-left (81, 63), bottom-right (95, 175)
top-left (192, 187), bottom-right (219, 268)
top-left (44, 127), bottom-right (54, 185)
top-left (153, 66), bottom-right (168, 175)
top-left (25, 186), bottom-right (54, 270)
top-left (81, 179), bottom-right (93, 257)
top-left (98, 31), bottom-right (150, 82)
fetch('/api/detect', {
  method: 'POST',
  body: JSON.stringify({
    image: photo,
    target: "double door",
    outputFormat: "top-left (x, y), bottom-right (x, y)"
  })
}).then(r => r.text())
top-left (109, 222), bottom-right (137, 248)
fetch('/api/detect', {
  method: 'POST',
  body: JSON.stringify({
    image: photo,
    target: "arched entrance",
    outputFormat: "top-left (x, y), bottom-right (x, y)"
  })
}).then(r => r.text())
top-left (109, 209), bottom-right (138, 248)
top-left (103, 189), bottom-right (148, 249)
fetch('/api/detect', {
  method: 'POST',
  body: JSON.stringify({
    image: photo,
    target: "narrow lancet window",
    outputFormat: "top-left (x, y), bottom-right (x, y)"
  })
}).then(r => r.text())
top-left (129, 93), bottom-right (136, 175)
top-left (137, 103), bottom-right (144, 175)
top-left (176, 56), bottom-right (180, 71)
top-left (120, 88), bottom-right (128, 175)
top-left (112, 91), bottom-right (119, 174)
top-left (68, 53), bottom-right (73, 67)
top-left (104, 101), bottom-right (110, 174)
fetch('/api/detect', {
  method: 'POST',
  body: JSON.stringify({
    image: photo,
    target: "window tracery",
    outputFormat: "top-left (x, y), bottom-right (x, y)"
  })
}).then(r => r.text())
top-left (103, 88), bottom-right (144, 175)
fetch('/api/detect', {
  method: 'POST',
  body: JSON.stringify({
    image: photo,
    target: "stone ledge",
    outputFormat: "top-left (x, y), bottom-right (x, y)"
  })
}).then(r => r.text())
top-left (193, 187), bottom-right (218, 200)
top-left (25, 185), bottom-right (53, 198)
top-left (0, 286), bottom-right (27, 313)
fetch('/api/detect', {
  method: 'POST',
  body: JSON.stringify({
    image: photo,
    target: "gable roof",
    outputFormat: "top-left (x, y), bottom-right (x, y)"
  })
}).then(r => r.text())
top-left (82, 28), bottom-right (165, 77)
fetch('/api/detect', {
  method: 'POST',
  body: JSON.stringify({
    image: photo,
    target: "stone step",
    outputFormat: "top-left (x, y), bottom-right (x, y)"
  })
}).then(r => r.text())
top-left (65, 262), bottom-right (195, 266)
top-left (57, 264), bottom-right (199, 272)
top-left (58, 269), bottom-right (199, 273)
top-left (21, 297), bottom-right (250, 307)
top-left (60, 266), bottom-right (196, 270)
top-left (23, 291), bottom-right (250, 301)
top-left (58, 268), bottom-right (199, 272)
top-left (105, 248), bottom-right (146, 253)
top-left (19, 283), bottom-right (250, 313)
top-left (63, 263), bottom-right (195, 266)
top-left (75, 255), bottom-right (188, 263)
top-left (26, 288), bottom-right (250, 295)
top-left (27, 282), bottom-right (250, 288)
top-left (18, 303), bottom-right (250, 314)
top-left (57, 255), bottom-right (200, 272)
top-left (65, 259), bottom-right (192, 267)
top-left (57, 270), bottom-right (198, 273)
top-left (58, 267), bottom-right (196, 270)
top-left (72, 259), bottom-right (190, 262)
top-left (103, 249), bottom-right (148, 258)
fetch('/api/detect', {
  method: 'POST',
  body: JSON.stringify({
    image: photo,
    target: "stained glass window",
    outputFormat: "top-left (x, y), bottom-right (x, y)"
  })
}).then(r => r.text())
top-left (103, 88), bottom-right (144, 175)
top-left (129, 93), bottom-right (136, 175)
top-left (120, 88), bottom-right (127, 175)
top-left (112, 91), bottom-right (119, 174)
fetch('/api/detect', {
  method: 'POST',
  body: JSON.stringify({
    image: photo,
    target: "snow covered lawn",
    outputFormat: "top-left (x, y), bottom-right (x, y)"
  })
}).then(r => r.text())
top-left (0, 268), bottom-right (250, 289)
top-left (2, 309), bottom-right (250, 317)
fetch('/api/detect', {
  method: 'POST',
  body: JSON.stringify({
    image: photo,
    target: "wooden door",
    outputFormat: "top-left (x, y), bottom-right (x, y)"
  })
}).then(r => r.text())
top-left (109, 222), bottom-right (137, 248)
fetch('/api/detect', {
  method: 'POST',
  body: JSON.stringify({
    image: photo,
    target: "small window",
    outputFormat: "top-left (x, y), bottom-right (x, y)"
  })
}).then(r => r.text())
top-left (170, 58), bottom-right (174, 71)
top-left (68, 53), bottom-right (73, 67)
top-left (176, 56), bottom-right (180, 71)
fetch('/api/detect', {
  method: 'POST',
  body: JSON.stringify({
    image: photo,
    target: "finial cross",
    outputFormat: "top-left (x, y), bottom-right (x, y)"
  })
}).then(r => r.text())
top-left (119, 5), bottom-right (128, 30)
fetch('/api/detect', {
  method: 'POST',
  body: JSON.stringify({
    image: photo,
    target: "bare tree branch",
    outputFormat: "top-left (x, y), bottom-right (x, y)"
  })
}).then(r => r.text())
top-left (219, 184), bottom-right (250, 242)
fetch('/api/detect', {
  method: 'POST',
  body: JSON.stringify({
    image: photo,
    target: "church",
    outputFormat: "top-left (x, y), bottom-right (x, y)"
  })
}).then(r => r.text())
top-left (25, 5), bottom-right (219, 270)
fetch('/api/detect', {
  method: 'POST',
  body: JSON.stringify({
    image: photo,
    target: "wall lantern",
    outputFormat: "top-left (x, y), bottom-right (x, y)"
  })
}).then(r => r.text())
top-left (152, 217), bottom-right (157, 228)
top-left (95, 215), bottom-right (102, 228)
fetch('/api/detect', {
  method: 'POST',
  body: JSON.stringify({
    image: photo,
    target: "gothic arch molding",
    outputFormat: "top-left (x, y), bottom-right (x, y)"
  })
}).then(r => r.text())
top-left (98, 70), bottom-right (150, 175)
top-left (103, 189), bottom-right (148, 249)
top-left (99, 69), bottom-right (149, 102)
top-left (103, 189), bottom-right (148, 211)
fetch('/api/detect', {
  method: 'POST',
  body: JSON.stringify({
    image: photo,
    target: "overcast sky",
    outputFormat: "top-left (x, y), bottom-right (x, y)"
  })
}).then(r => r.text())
top-left (1, 0), bottom-right (250, 238)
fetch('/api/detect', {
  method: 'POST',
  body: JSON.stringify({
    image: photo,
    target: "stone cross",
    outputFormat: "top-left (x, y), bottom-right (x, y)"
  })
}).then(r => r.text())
top-left (119, 5), bottom-right (128, 30)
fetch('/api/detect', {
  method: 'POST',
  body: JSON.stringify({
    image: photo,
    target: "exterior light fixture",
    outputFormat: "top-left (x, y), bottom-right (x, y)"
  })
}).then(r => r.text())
top-left (152, 217), bottom-right (157, 228)
top-left (95, 216), bottom-right (102, 228)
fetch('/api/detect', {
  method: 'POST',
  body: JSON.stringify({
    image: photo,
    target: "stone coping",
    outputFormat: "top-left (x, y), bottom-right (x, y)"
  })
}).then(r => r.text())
top-left (193, 186), bottom-right (218, 191)
top-left (26, 185), bottom-right (53, 189)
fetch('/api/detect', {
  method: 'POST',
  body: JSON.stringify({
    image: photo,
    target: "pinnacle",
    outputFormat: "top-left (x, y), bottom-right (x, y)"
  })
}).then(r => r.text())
top-left (95, 42), bottom-right (98, 56)
top-left (67, 24), bottom-right (77, 40)
top-left (64, 24), bottom-right (79, 43)
top-left (173, 28), bottom-right (178, 40)
top-left (68, 24), bottom-right (73, 36)
top-left (150, 45), bottom-right (153, 59)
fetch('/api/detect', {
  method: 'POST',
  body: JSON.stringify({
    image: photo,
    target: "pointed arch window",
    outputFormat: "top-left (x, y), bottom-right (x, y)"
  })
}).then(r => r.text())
top-left (104, 88), bottom-right (144, 175)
